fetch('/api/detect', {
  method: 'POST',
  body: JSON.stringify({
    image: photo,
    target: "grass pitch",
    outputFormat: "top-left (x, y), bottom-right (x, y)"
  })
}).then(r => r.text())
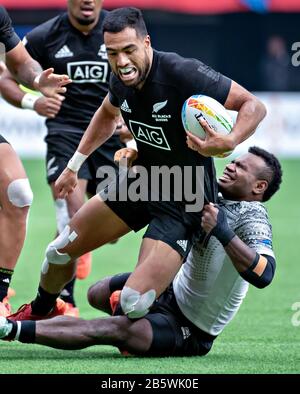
top-left (0, 158), bottom-right (299, 374)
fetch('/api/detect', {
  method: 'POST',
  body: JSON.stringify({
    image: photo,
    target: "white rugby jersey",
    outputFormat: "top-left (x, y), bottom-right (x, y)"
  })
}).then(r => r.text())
top-left (173, 198), bottom-right (275, 336)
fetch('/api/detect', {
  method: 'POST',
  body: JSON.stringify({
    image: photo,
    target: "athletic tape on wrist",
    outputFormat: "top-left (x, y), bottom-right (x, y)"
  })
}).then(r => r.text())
top-left (21, 93), bottom-right (39, 110)
top-left (67, 151), bottom-right (88, 172)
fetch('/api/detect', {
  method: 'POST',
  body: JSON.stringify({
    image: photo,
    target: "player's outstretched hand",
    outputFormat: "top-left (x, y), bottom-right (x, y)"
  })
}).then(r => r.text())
top-left (34, 95), bottom-right (64, 118)
top-left (34, 68), bottom-right (72, 100)
top-left (55, 168), bottom-right (78, 198)
top-left (186, 117), bottom-right (234, 157)
top-left (114, 147), bottom-right (138, 168)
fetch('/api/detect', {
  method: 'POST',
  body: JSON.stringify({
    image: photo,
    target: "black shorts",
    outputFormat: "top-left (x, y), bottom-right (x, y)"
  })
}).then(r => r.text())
top-left (105, 196), bottom-right (204, 259)
top-left (45, 131), bottom-right (124, 193)
top-left (0, 134), bottom-right (9, 144)
top-left (109, 273), bottom-right (216, 357)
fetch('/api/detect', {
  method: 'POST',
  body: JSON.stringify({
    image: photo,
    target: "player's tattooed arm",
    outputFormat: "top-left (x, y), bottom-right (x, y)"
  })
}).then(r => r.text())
top-left (5, 42), bottom-right (42, 88)
top-left (5, 42), bottom-right (71, 99)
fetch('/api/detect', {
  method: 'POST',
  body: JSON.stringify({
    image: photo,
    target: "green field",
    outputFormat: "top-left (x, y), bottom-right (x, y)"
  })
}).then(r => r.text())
top-left (1, 158), bottom-right (300, 374)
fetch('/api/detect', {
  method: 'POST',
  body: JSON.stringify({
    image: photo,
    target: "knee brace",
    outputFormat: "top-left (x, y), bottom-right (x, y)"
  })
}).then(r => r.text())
top-left (54, 198), bottom-right (70, 234)
top-left (7, 179), bottom-right (33, 208)
top-left (120, 286), bottom-right (156, 319)
top-left (42, 225), bottom-right (78, 274)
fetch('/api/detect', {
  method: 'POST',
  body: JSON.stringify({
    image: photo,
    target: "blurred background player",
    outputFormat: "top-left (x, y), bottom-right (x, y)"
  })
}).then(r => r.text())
top-left (0, 6), bottom-right (71, 317)
top-left (260, 35), bottom-right (291, 91)
top-left (0, 147), bottom-right (282, 356)
top-left (0, 0), bottom-right (129, 316)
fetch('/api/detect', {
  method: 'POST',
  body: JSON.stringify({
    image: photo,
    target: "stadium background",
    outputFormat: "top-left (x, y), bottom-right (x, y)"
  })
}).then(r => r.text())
top-left (0, 0), bottom-right (299, 374)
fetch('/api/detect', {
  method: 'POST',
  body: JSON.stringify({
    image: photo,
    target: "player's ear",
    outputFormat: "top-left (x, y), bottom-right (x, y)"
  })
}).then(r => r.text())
top-left (253, 179), bottom-right (268, 196)
top-left (144, 35), bottom-right (151, 48)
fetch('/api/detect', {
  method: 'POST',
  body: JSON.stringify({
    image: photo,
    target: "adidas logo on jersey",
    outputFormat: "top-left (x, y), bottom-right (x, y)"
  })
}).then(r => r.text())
top-left (120, 100), bottom-right (132, 113)
top-left (55, 45), bottom-right (74, 59)
top-left (98, 44), bottom-right (108, 60)
top-left (176, 240), bottom-right (188, 252)
top-left (1, 278), bottom-right (10, 284)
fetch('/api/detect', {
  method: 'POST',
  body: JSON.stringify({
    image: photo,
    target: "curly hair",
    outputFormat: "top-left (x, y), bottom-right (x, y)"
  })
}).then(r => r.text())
top-left (248, 146), bottom-right (282, 201)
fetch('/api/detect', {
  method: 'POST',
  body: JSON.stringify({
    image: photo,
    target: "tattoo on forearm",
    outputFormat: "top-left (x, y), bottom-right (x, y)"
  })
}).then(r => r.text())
top-left (16, 60), bottom-right (42, 89)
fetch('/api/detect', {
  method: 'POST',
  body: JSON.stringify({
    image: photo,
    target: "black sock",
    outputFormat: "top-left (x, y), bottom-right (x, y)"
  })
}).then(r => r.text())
top-left (60, 277), bottom-right (76, 306)
top-left (0, 267), bottom-right (13, 302)
top-left (31, 286), bottom-right (60, 316)
top-left (18, 321), bottom-right (36, 343)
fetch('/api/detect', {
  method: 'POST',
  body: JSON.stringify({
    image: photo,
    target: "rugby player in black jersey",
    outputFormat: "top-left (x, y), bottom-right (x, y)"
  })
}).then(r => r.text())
top-left (0, 6), bottom-right (71, 318)
top-left (0, 1), bottom-right (127, 317)
top-left (8, 7), bottom-right (267, 322)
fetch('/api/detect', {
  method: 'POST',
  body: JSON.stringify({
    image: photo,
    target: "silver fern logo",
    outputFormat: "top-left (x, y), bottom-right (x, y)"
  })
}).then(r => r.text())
top-left (152, 100), bottom-right (171, 122)
top-left (153, 100), bottom-right (168, 113)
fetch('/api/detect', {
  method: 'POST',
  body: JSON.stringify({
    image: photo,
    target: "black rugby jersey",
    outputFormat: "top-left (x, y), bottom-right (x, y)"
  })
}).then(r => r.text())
top-left (109, 50), bottom-right (232, 203)
top-left (24, 11), bottom-right (110, 134)
top-left (0, 6), bottom-right (20, 52)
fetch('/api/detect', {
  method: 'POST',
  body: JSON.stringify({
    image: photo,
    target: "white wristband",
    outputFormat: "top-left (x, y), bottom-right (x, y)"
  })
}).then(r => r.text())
top-left (21, 93), bottom-right (39, 110)
top-left (67, 151), bottom-right (88, 173)
top-left (126, 138), bottom-right (137, 150)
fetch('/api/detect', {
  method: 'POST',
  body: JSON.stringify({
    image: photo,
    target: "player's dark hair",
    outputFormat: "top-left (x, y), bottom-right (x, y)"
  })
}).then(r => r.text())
top-left (248, 146), bottom-right (282, 202)
top-left (102, 7), bottom-right (148, 38)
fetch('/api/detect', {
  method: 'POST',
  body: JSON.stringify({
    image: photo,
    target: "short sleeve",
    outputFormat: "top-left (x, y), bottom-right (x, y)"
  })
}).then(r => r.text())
top-left (170, 54), bottom-right (232, 105)
top-left (0, 7), bottom-right (20, 52)
top-left (234, 205), bottom-right (275, 258)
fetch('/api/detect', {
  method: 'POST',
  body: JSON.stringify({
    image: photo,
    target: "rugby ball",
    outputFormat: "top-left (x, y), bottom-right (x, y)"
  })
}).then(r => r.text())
top-left (181, 95), bottom-right (234, 157)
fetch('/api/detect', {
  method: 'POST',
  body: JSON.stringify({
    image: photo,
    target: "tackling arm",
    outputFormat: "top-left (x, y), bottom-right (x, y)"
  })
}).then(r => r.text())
top-left (201, 203), bottom-right (275, 288)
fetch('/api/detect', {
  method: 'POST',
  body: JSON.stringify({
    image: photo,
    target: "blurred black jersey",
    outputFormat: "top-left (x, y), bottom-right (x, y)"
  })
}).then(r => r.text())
top-left (24, 11), bottom-right (110, 134)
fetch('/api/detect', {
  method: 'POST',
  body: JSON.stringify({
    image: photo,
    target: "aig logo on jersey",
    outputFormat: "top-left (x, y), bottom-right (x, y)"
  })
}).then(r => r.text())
top-left (129, 120), bottom-right (171, 151)
top-left (67, 61), bottom-right (108, 83)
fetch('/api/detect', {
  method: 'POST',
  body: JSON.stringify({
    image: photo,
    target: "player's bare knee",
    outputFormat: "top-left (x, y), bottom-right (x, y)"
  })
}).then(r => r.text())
top-left (3, 179), bottom-right (33, 219)
top-left (7, 178), bottom-right (33, 210)
top-left (88, 276), bottom-right (112, 310)
top-left (120, 286), bottom-right (156, 319)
